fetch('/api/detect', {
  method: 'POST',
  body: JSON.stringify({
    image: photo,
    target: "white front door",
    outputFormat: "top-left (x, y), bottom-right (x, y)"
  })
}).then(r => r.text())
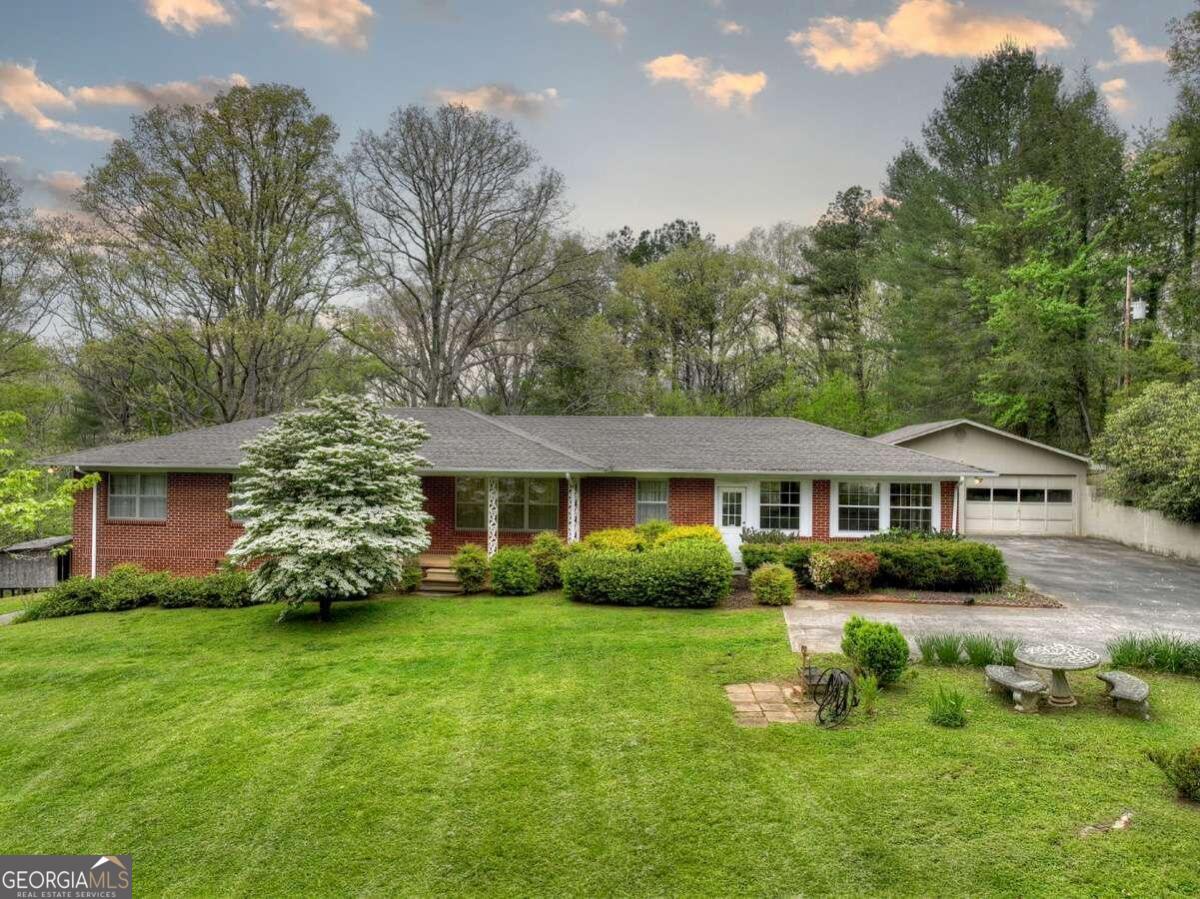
top-left (716, 485), bottom-right (747, 565)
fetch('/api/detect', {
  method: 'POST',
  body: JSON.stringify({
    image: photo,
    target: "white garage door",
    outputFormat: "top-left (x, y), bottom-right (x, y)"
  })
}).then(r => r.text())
top-left (964, 476), bottom-right (1077, 536)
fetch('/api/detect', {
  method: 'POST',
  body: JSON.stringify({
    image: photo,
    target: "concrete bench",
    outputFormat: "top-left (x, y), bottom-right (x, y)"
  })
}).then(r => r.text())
top-left (1097, 671), bottom-right (1151, 721)
top-left (985, 665), bottom-right (1047, 712)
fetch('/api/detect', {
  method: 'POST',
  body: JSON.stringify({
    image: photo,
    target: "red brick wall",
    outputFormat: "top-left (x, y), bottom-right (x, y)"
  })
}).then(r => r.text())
top-left (579, 477), bottom-right (636, 533)
top-left (72, 472), bottom-right (243, 577)
top-left (667, 478), bottom-right (714, 526)
top-left (940, 480), bottom-right (958, 534)
top-left (422, 476), bottom-right (569, 554)
top-left (812, 480), bottom-right (831, 540)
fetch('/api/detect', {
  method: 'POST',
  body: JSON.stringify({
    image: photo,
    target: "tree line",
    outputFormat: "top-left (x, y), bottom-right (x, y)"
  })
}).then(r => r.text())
top-left (5, 8), bottom-right (1200, 470)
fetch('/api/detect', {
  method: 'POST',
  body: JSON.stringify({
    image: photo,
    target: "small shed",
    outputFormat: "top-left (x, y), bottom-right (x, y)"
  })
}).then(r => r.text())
top-left (0, 536), bottom-right (72, 595)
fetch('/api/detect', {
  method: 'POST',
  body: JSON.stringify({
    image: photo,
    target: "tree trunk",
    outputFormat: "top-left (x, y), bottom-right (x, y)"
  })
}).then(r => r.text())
top-left (318, 598), bottom-right (332, 622)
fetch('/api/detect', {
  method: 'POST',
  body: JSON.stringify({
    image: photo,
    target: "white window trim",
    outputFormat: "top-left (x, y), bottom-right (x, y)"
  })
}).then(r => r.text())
top-left (107, 472), bottom-right (169, 522)
top-left (748, 479), bottom-right (813, 538)
top-left (635, 478), bottom-right (671, 524)
top-left (831, 479), bottom-right (941, 537)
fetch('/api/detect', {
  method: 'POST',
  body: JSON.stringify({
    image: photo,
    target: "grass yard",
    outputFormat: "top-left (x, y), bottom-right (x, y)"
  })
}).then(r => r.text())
top-left (0, 594), bottom-right (36, 615)
top-left (1, 594), bottom-right (1198, 897)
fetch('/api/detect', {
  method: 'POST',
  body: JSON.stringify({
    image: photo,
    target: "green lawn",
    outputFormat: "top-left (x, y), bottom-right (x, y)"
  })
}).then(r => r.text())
top-left (0, 593), bottom-right (36, 615)
top-left (1, 594), bottom-right (1197, 897)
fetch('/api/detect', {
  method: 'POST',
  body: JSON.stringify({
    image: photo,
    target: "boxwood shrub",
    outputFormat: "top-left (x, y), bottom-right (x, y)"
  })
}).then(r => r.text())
top-left (750, 562), bottom-right (795, 606)
top-left (561, 540), bottom-right (734, 608)
top-left (451, 544), bottom-right (489, 594)
top-left (529, 531), bottom-right (567, 589)
top-left (490, 548), bottom-right (540, 596)
top-left (581, 528), bottom-right (648, 553)
top-left (656, 525), bottom-right (723, 546)
top-left (24, 565), bottom-right (257, 620)
top-left (868, 540), bottom-right (1006, 591)
top-left (841, 615), bottom-right (910, 686)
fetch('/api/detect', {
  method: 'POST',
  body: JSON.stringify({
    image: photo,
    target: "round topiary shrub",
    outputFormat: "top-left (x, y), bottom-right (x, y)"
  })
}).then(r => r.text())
top-left (451, 544), bottom-right (489, 594)
top-left (490, 548), bottom-right (540, 596)
top-left (528, 531), bottom-right (567, 590)
top-left (841, 615), bottom-right (910, 686)
top-left (1148, 745), bottom-right (1200, 801)
top-left (750, 562), bottom-right (795, 606)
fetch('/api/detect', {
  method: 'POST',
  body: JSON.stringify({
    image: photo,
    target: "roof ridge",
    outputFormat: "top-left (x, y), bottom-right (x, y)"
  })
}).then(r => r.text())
top-left (459, 409), bottom-right (604, 472)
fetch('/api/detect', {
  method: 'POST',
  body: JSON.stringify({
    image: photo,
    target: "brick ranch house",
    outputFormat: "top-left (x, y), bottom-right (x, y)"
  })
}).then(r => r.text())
top-left (44, 409), bottom-right (991, 577)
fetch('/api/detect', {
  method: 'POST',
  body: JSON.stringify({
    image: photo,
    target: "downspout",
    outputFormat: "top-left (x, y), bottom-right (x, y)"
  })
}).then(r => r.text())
top-left (955, 476), bottom-right (963, 536)
top-left (78, 467), bottom-right (97, 579)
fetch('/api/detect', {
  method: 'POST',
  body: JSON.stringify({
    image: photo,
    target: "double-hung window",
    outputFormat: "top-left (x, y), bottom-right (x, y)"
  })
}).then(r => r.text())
top-left (109, 473), bottom-right (168, 520)
top-left (636, 479), bottom-right (669, 524)
top-left (837, 482), bottom-right (880, 533)
top-left (889, 482), bottom-right (933, 532)
top-left (456, 477), bottom-right (559, 531)
top-left (760, 481), bottom-right (802, 530)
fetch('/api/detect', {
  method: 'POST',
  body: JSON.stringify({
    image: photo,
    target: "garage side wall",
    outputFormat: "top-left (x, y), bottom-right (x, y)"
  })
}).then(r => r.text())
top-left (1082, 487), bottom-right (1200, 563)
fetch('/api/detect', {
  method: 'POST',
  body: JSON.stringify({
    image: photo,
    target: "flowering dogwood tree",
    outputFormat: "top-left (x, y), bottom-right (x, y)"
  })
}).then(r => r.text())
top-left (228, 395), bottom-right (431, 621)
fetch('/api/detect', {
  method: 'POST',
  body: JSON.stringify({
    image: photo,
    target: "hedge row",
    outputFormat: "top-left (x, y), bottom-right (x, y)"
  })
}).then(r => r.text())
top-left (561, 540), bottom-right (734, 608)
top-left (24, 564), bottom-right (258, 621)
top-left (741, 537), bottom-right (1006, 593)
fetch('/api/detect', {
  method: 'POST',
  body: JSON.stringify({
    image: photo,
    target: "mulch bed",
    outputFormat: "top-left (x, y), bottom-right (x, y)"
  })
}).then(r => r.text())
top-left (720, 576), bottom-right (1062, 610)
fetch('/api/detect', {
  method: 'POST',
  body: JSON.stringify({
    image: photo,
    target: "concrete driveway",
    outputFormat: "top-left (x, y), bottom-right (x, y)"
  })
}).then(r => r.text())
top-left (785, 537), bottom-right (1200, 655)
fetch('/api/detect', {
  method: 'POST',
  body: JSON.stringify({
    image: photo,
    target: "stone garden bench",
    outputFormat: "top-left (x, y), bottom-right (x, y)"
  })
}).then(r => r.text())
top-left (985, 664), bottom-right (1047, 712)
top-left (1097, 671), bottom-right (1151, 721)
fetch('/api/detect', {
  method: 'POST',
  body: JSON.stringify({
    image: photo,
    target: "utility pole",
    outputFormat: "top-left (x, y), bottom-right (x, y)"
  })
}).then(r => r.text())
top-left (1124, 266), bottom-right (1132, 390)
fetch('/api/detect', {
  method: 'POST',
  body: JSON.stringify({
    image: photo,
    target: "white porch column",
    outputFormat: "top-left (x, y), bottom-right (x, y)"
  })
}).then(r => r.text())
top-left (567, 476), bottom-right (580, 544)
top-left (486, 476), bottom-right (499, 557)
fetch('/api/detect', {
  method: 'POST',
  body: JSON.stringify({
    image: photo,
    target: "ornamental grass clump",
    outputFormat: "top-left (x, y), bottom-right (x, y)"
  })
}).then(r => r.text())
top-left (1107, 633), bottom-right (1200, 677)
top-left (928, 685), bottom-right (968, 728)
top-left (750, 562), bottom-right (795, 606)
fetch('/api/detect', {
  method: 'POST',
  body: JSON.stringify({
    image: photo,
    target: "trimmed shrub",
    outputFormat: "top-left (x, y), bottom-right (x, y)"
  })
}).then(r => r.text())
top-left (195, 568), bottom-right (255, 608)
top-left (750, 562), bottom-right (795, 606)
top-left (841, 615), bottom-right (910, 686)
top-left (561, 540), bottom-right (734, 609)
top-left (1148, 746), bottom-right (1200, 801)
top-left (529, 531), bottom-right (567, 590)
top-left (740, 543), bottom-right (783, 572)
top-left (633, 519), bottom-right (674, 546)
top-left (810, 550), bottom-right (879, 593)
top-left (451, 544), bottom-right (489, 594)
top-left (740, 528), bottom-right (795, 544)
top-left (159, 576), bottom-right (206, 608)
top-left (23, 577), bottom-right (101, 620)
top-left (870, 527), bottom-right (962, 543)
top-left (870, 540), bottom-right (1006, 592)
top-left (928, 685), bottom-right (968, 728)
top-left (581, 528), bottom-right (646, 553)
top-left (490, 548), bottom-right (540, 596)
top-left (656, 524), bottom-right (723, 546)
top-left (95, 564), bottom-right (162, 612)
top-left (397, 557), bottom-right (423, 594)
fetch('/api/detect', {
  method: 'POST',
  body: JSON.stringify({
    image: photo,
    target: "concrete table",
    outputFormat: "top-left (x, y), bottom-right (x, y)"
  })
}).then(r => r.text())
top-left (1015, 642), bottom-right (1101, 708)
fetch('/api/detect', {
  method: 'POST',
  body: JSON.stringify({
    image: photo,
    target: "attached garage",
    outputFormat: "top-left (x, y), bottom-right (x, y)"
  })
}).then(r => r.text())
top-left (874, 420), bottom-right (1091, 537)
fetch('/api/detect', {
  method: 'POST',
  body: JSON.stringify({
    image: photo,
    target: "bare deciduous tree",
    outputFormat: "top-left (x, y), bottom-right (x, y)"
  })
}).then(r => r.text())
top-left (0, 171), bottom-right (61, 382)
top-left (341, 103), bottom-right (593, 405)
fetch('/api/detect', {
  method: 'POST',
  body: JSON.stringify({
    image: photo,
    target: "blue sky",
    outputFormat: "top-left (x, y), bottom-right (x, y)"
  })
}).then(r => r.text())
top-left (1, 0), bottom-right (1192, 242)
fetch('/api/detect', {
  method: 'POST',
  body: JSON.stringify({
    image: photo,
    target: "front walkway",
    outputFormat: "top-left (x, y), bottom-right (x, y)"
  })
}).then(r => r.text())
top-left (785, 537), bottom-right (1200, 655)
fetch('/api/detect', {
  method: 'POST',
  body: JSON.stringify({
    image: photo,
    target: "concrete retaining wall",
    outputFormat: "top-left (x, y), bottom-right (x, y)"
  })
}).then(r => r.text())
top-left (1082, 486), bottom-right (1200, 563)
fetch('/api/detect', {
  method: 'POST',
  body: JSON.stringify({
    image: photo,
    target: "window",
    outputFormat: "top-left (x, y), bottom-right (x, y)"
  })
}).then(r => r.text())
top-left (721, 490), bottom-right (743, 527)
top-left (992, 488), bottom-right (1019, 502)
top-left (456, 477), bottom-right (559, 531)
top-left (760, 481), bottom-right (802, 530)
top-left (109, 473), bottom-right (167, 520)
top-left (890, 482), bottom-right (933, 531)
top-left (455, 477), bottom-right (487, 530)
top-left (636, 479), bottom-right (669, 524)
top-left (1047, 489), bottom-right (1073, 504)
top-left (966, 488), bottom-right (991, 502)
top-left (1020, 489), bottom-right (1046, 503)
top-left (838, 481), bottom-right (880, 533)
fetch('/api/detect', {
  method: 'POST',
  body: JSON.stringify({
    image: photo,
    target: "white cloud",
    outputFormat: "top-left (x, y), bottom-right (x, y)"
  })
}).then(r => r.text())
top-left (70, 74), bottom-right (248, 108)
top-left (1099, 26), bottom-right (1169, 70)
top-left (259, 0), bottom-right (375, 50)
top-left (1059, 0), bottom-right (1095, 22)
top-left (433, 84), bottom-right (559, 118)
top-left (643, 53), bottom-right (767, 108)
top-left (787, 0), bottom-right (1069, 74)
top-left (144, 0), bottom-right (232, 34)
top-left (0, 62), bottom-right (118, 141)
top-left (0, 62), bottom-right (250, 144)
top-left (598, 0), bottom-right (625, 5)
top-left (1101, 77), bottom-right (1132, 113)
top-left (717, 19), bottom-right (745, 36)
top-left (550, 8), bottom-right (627, 43)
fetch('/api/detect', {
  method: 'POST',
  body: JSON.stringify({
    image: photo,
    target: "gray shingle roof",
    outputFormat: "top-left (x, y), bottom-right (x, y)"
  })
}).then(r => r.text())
top-left (874, 420), bottom-right (963, 445)
top-left (2, 535), bottom-right (72, 553)
top-left (43, 410), bottom-right (990, 477)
